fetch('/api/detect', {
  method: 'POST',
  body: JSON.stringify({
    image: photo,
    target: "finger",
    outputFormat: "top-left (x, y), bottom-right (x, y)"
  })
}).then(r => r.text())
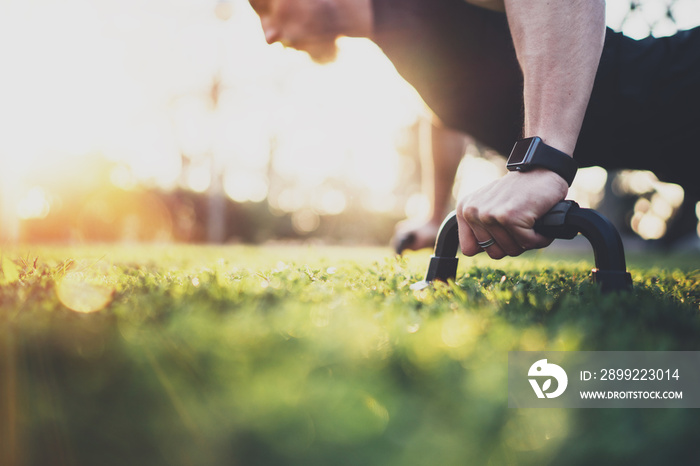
top-left (479, 216), bottom-right (528, 259)
top-left (456, 209), bottom-right (484, 257)
top-left (511, 225), bottom-right (556, 251)
top-left (459, 204), bottom-right (517, 258)
top-left (466, 218), bottom-right (510, 259)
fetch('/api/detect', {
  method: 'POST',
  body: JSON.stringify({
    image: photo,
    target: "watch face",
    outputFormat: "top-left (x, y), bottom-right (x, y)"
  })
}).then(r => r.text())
top-left (507, 137), bottom-right (538, 167)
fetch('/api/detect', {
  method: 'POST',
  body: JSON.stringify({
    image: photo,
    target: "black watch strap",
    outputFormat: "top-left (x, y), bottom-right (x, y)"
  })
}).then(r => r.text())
top-left (506, 137), bottom-right (578, 186)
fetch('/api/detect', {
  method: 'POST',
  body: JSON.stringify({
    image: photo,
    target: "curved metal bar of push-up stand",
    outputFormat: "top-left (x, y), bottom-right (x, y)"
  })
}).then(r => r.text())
top-left (413, 200), bottom-right (633, 294)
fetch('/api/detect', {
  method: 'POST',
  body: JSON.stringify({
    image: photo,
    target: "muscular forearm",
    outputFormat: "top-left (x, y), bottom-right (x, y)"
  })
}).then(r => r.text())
top-left (427, 121), bottom-right (465, 223)
top-left (393, 119), bottom-right (465, 254)
top-left (504, 0), bottom-right (606, 155)
top-left (454, 1), bottom-right (605, 260)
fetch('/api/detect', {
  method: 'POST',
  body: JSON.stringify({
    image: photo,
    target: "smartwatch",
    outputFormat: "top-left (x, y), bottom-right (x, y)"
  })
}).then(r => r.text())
top-left (506, 136), bottom-right (578, 186)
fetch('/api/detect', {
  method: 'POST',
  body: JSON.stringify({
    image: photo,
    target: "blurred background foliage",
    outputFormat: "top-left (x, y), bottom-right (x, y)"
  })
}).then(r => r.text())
top-left (1, 0), bottom-right (699, 247)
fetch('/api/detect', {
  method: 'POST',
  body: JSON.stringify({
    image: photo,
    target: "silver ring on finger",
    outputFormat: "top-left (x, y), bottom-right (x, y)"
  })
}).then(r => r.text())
top-left (477, 238), bottom-right (496, 249)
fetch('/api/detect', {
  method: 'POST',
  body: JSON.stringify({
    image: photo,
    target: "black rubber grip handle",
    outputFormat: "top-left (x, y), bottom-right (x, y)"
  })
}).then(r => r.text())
top-left (415, 200), bottom-right (632, 293)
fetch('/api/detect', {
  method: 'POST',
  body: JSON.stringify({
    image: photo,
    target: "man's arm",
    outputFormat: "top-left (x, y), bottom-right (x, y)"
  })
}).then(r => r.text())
top-left (456, 0), bottom-right (606, 259)
top-left (507, 0), bottom-right (605, 156)
top-left (425, 120), bottom-right (466, 228)
top-left (394, 118), bottom-right (465, 253)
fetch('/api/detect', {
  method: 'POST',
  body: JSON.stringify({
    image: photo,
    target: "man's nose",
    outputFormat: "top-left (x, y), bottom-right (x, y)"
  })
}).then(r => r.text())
top-left (261, 17), bottom-right (281, 44)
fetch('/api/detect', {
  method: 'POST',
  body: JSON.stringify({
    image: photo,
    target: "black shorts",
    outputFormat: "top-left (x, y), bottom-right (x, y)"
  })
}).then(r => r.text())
top-left (578, 27), bottom-right (700, 198)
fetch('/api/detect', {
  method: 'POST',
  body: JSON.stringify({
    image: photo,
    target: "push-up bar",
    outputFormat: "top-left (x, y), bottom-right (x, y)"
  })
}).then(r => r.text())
top-left (412, 200), bottom-right (633, 294)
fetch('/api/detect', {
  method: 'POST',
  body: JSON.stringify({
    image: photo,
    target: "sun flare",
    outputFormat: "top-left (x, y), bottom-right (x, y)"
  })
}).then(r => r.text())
top-left (1, 0), bottom-right (699, 242)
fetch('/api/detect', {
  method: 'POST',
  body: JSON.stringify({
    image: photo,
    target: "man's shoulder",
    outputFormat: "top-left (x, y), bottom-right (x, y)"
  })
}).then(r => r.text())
top-left (464, 0), bottom-right (505, 12)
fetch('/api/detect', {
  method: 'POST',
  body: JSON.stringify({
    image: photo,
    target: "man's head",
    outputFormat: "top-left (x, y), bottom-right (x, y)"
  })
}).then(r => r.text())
top-left (249, 0), bottom-right (372, 64)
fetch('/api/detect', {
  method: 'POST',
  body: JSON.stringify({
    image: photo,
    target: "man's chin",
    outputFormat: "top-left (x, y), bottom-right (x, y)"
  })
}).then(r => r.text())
top-left (300, 43), bottom-right (339, 64)
top-left (309, 50), bottom-right (338, 64)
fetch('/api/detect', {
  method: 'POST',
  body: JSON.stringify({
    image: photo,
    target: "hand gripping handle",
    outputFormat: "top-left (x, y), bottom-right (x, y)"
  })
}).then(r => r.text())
top-left (414, 200), bottom-right (632, 293)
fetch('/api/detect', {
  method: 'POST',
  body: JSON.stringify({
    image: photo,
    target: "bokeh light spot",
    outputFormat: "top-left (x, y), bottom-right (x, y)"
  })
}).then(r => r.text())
top-left (57, 272), bottom-right (113, 314)
top-left (17, 187), bottom-right (51, 220)
top-left (291, 209), bottom-right (320, 234)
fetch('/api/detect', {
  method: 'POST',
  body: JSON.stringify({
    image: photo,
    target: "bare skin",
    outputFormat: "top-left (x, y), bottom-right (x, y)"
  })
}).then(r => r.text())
top-left (456, 0), bottom-right (606, 259)
top-left (250, 0), bottom-right (607, 258)
top-left (394, 119), bottom-right (465, 252)
top-left (250, 0), bottom-right (372, 63)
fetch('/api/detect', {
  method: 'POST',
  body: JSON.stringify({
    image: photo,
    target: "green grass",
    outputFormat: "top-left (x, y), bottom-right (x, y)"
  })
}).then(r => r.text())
top-left (1, 244), bottom-right (699, 466)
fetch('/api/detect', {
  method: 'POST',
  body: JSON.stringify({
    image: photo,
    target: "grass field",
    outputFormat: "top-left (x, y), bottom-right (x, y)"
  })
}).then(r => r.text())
top-left (1, 243), bottom-right (699, 466)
